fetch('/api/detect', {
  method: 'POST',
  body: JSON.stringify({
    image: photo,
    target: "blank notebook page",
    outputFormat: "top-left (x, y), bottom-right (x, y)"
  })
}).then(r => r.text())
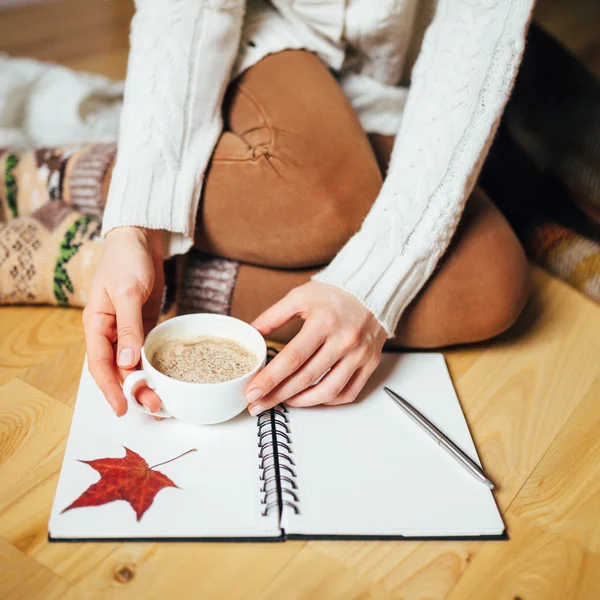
top-left (49, 362), bottom-right (281, 540)
top-left (283, 353), bottom-right (504, 538)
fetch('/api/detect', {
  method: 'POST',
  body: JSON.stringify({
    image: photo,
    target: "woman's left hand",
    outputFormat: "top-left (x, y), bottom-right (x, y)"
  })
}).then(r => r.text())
top-left (246, 281), bottom-right (387, 415)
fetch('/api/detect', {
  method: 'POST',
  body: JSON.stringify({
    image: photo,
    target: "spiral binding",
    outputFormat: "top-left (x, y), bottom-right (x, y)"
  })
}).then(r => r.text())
top-left (257, 347), bottom-right (300, 517)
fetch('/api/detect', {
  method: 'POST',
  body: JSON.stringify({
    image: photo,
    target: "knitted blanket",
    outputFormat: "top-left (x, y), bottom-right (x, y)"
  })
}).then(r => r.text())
top-left (0, 143), bottom-right (232, 316)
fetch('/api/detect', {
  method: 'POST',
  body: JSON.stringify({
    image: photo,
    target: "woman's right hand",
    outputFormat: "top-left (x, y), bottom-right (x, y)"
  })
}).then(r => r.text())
top-left (83, 226), bottom-right (165, 416)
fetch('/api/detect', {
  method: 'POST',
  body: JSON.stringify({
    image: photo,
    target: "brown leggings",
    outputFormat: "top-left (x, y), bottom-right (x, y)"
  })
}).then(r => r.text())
top-left (192, 50), bottom-right (529, 347)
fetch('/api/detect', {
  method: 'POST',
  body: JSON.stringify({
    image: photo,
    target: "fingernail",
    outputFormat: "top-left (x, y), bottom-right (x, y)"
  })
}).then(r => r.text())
top-left (246, 389), bottom-right (263, 404)
top-left (118, 348), bottom-right (134, 367)
top-left (249, 404), bottom-right (266, 417)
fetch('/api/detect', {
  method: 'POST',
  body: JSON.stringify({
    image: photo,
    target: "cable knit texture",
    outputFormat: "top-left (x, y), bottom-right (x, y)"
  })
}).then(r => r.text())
top-left (315, 0), bottom-right (534, 334)
top-left (94, 0), bottom-right (532, 335)
top-left (102, 0), bottom-right (245, 256)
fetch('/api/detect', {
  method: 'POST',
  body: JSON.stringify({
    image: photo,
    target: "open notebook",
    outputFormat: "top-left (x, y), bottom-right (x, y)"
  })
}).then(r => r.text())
top-left (49, 351), bottom-right (505, 542)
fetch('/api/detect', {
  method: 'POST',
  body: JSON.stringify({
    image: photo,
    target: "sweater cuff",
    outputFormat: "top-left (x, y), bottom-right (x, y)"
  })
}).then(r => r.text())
top-left (101, 157), bottom-right (200, 257)
top-left (313, 224), bottom-right (440, 337)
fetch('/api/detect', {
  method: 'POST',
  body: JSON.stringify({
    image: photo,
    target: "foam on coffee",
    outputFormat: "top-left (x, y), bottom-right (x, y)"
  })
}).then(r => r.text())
top-left (150, 336), bottom-right (257, 383)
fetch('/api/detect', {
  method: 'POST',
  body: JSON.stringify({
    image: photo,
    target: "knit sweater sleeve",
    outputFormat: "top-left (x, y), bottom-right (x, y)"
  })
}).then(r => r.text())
top-left (314, 0), bottom-right (534, 337)
top-left (101, 0), bottom-right (245, 256)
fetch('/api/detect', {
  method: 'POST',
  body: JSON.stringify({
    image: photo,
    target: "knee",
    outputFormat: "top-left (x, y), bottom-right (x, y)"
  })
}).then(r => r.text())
top-left (288, 153), bottom-right (383, 267)
top-left (486, 265), bottom-right (530, 339)
top-left (394, 192), bottom-right (531, 349)
top-left (458, 188), bottom-right (531, 342)
top-left (476, 228), bottom-right (530, 341)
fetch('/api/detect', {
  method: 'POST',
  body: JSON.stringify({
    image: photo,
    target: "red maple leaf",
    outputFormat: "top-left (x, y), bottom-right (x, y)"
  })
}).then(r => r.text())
top-left (62, 447), bottom-right (196, 521)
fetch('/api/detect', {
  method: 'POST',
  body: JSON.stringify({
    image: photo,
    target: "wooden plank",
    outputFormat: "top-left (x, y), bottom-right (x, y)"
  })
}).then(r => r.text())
top-left (22, 342), bottom-right (86, 408)
top-left (0, 379), bottom-right (72, 554)
top-left (305, 540), bottom-right (422, 581)
top-left (0, 307), bottom-right (84, 386)
top-left (453, 269), bottom-right (600, 511)
top-left (511, 377), bottom-right (600, 554)
top-left (444, 348), bottom-right (484, 383)
top-left (64, 542), bottom-right (305, 600)
top-left (31, 542), bottom-right (121, 589)
top-left (0, 378), bottom-right (124, 585)
top-left (257, 544), bottom-right (396, 600)
top-left (0, 537), bottom-right (70, 600)
top-left (0, 309), bottom-right (54, 385)
top-left (38, 543), bottom-right (151, 590)
top-left (447, 514), bottom-right (600, 600)
top-left (309, 539), bottom-right (481, 599)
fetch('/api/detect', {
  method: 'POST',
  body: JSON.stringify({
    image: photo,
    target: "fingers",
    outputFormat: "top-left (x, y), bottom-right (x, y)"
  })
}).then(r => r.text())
top-left (84, 287), bottom-right (160, 416)
top-left (113, 284), bottom-right (146, 369)
top-left (246, 322), bottom-right (326, 414)
top-left (253, 342), bottom-right (338, 411)
top-left (84, 316), bottom-right (128, 416)
top-left (115, 365), bottom-right (163, 413)
top-left (84, 228), bottom-right (163, 417)
top-left (323, 358), bottom-right (378, 406)
top-left (252, 291), bottom-right (301, 336)
top-left (136, 385), bottom-right (163, 413)
top-left (285, 355), bottom-right (359, 408)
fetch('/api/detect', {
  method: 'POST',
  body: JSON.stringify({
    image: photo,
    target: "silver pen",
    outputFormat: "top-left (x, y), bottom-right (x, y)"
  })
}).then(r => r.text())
top-left (384, 387), bottom-right (495, 490)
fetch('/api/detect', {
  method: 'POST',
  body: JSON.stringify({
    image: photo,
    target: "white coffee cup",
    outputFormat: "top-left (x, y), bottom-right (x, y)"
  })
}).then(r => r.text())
top-left (122, 314), bottom-right (267, 425)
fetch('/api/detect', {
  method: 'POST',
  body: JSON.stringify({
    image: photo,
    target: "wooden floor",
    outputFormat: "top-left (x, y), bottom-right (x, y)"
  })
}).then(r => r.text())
top-left (1, 1), bottom-right (600, 599)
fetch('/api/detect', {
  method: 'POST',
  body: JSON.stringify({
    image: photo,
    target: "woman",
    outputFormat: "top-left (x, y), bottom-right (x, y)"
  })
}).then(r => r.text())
top-left (85, 0), bottom-right (533, 417)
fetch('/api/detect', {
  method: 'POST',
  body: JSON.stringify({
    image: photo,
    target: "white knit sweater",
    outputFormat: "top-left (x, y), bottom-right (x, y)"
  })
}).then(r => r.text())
top-left (99, 0), bottom-right (533, 336)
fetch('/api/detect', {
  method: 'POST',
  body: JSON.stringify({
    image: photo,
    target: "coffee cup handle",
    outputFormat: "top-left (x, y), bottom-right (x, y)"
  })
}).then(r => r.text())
top-left (122, 371), bottom-right (171, 419)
